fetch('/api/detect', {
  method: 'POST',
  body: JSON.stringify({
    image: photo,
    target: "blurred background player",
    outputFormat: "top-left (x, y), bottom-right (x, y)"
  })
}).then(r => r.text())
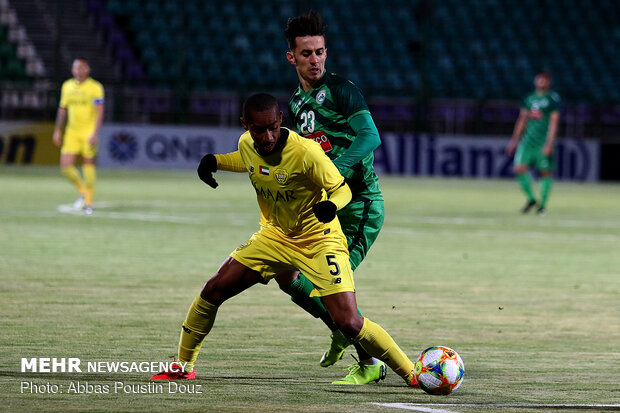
top-left (152, 93), bottom-right (419, 389)
top-left (52, 58), bottom-right (105, 215)
top-left (505, 70), bottom-right (561, 215)
top-left (275, 11), bottom-right (387, 385)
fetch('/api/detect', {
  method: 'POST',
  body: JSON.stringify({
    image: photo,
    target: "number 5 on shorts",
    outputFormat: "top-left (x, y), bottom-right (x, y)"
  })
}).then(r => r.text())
top-left (325, 254), bottom-right (341, 276)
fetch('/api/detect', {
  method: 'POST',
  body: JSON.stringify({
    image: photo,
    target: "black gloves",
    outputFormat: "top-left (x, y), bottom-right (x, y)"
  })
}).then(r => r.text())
top-left (197, 154), bottom-right (218, 188)
top-left (312, 200), bottom-right (337, 223)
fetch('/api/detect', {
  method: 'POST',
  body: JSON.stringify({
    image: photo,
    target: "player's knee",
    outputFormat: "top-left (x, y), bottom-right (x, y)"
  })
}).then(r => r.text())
top-left (199, 274), bottom-right (232, 306)
top-left (274, 271), bottom-right (299, 287)
top-left (332, 314), bottom-right (364, 339)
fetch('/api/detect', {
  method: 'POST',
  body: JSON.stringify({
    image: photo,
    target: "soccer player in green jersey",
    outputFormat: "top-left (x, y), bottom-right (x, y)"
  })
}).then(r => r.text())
top-left (276, 11), bottom-right (388, 384)
top-left (506, 70), bottom-right (561, 215)
top-left (151, 93), bottom-right (419, 389)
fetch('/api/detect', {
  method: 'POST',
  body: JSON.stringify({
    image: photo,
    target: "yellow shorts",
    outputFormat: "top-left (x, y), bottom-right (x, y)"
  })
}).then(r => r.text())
top-left (230, 225), bottom-right (354, 297)
top-left (61, 131), bottom-right (97, 158)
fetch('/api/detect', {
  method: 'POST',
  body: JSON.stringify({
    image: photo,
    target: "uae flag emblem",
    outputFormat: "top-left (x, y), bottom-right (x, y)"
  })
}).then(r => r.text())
top-left (259, 165), bottom-right (270, 175)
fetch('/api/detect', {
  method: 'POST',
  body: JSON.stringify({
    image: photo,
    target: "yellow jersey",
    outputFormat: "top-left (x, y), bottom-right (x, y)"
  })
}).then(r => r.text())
top-left (59, 77), bottom-right (104, 137)
top-left (236, 128), bottom-right (347, 238)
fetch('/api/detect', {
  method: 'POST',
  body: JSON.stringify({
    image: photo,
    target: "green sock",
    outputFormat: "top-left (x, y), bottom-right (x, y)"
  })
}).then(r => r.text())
top-left (540, 176), bottom-right (553, 208)
top-left (279, 274), bottom-right (364, 321)
top-left (516, 173), bottom-right (536, 202)
top-left (279, 274), bottom-right (327, 318)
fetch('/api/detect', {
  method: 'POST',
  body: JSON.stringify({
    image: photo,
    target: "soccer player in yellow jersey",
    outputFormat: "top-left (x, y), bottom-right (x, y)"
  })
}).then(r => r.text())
top-left (52, 58), bottom-right (105, 215)
top-left (151, 94), bottom-right (419, 388)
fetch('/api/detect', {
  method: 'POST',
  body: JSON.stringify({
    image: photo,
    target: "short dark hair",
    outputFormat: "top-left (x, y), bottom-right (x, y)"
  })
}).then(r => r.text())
top-left (536, 68), bottom-right (552, 79)
top-left (285, 11), bottom-right (326, 51)
top-left (242, 93), bottom-right (279, 119)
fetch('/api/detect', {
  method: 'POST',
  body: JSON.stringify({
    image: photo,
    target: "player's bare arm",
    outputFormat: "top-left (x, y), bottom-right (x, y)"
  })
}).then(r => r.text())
top-left (52, 107), bottom-right (68, 147)
top-left (506, 109), bottom-right (528, 155)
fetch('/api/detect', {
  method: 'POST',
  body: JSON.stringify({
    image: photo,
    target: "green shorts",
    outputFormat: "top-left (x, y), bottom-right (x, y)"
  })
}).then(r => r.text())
top-left (514, 144), bottom-right (554, 171)
top-left (337, 197), bottom-right (384, 271)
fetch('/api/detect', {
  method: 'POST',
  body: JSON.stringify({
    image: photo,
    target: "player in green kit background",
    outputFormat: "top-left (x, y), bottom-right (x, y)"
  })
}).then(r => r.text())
top-left (276, 11), bottom-right (387, 385)
top-left (506, 70), bottom-right (561, 215)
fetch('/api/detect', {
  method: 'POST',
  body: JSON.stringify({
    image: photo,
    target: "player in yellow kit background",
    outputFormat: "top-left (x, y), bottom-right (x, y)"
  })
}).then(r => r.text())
top-left (52, 58), bottom-right (105, 215)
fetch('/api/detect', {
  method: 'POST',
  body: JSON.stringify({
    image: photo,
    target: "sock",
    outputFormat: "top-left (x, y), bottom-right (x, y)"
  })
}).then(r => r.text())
top-left (539, 176), bottom-right (552, 208)
top-left (516, 173), bottom-right (536, 202)
top-left (355, 317), bottom-right (415, 381)
top-left (61, 166), bottom-right (86, 195)
top-left (279, 274), bottom-right (327, 319)
top-left (177, 295), bottom-right (219, 371)
top-left (82, 164), bottom-right (96, 206)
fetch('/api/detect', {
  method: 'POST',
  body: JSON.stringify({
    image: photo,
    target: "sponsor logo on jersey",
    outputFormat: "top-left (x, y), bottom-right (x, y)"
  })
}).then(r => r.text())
top-left (274, 168), bottom-right (289, 184)
top-left (529, 109), bottom-right (543, 120)
top-left (316, 90), bottom-right (326, 104)
top-left (259, 165), bottom-right (269, 175)
top-left (251, 182), bottom-right (297, 202)
top-left (305, 130), bottom-right (332, 152)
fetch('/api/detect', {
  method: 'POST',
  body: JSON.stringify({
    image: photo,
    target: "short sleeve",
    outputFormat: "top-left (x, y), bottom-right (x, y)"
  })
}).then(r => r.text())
top-left (59, 82), bottom-right (68, 108)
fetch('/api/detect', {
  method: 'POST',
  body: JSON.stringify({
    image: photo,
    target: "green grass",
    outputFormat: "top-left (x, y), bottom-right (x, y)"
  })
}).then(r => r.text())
top-left (1, 167), bottom-right (619, 412)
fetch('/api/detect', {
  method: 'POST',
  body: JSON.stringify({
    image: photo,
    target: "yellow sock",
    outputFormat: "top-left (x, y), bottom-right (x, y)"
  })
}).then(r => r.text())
top-left (61, 166), bottom-right (86, 194)
top-left (82, 164), bottom-right (96, 205)
top-left (177, 295), bottom-right (219, 371)
top-left (355, 317), bottom-right (415, 381)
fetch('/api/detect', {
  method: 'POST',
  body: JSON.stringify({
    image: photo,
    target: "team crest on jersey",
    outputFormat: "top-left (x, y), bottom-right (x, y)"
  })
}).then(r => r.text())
top-left (274, 168), bottom-right (289, 184)
top-left (316, 90), bottom-right (326, 104)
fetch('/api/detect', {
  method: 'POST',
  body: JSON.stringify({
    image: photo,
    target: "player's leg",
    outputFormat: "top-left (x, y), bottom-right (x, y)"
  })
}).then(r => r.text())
top-left (538, 170), bottom-right (552, 214)
top-left (82, 157), bottom-right (96, 213)
top-left (327, 199), bottom-right (385, 376)
top-left (152, 257), bottom-right (263, 379)
top-left (513, 145), bottom-right (537, 212)
top-left (59, 150), bottom-right (86, 208)
top-left (534, 152), bottom-right (554, 214)
top-left (80, 135), bottom-right (98, 213)
top-left (276, 271), bottom-right (337, 330)
top-left (321, 291), bottom-right (417, 387)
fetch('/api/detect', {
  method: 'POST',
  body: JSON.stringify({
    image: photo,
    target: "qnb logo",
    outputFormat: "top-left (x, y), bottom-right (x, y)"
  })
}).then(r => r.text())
top-left (108, 131), bottom-right (138, 162)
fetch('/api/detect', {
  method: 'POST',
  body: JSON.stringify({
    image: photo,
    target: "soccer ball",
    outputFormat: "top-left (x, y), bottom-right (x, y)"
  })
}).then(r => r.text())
top-left (414, 346), bottom-right (464, 395)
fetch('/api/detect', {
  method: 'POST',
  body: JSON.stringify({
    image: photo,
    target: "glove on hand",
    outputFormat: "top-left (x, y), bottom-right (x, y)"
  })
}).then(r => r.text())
top-left (197, 154), bottom-right (218, 188)
top-left (312, 200), bottom-right (337, 223)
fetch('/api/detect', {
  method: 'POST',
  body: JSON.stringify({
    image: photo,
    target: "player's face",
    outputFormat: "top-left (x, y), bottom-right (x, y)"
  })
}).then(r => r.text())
top-left (72, 60), bottom-right (90, 83)
top-left (242, 107), bottom-right (283, 156)
top-left (286, 36), bottom-right (327, 89)
top-left (534, 74), bottom-right (551, 91)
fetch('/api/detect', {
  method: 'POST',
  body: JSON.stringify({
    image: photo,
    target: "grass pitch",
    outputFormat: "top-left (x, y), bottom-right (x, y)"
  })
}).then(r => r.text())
top-left (1, 167), bottom-right (619, 412)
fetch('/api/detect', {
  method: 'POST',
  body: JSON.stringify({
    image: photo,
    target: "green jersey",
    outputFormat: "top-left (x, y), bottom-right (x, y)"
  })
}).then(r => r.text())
top-left (288, 71), bottom-right (382, 200)
top-left (521, 90), bottom-right (561, 149)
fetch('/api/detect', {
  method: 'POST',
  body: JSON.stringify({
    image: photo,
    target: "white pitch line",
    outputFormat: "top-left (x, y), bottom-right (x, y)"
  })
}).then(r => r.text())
top-left (56, 203), bottom-right (255, 227)
top-left (373, 402), bottom-right (620, 411)
top-left (372, 403), bottom-right (459, 413)
top-left (57, 204), bottom-right (202, 224)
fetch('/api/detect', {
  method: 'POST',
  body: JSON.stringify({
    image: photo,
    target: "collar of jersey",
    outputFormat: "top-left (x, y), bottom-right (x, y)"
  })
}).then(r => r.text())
top-left (298, 70), bottom-right (328, 96)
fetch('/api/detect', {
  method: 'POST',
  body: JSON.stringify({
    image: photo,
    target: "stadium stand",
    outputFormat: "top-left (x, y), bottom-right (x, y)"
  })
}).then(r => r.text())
top-left (98, 0), bottom-right (619, 105)
top-left (0, 0), bottom-right (618, 137)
